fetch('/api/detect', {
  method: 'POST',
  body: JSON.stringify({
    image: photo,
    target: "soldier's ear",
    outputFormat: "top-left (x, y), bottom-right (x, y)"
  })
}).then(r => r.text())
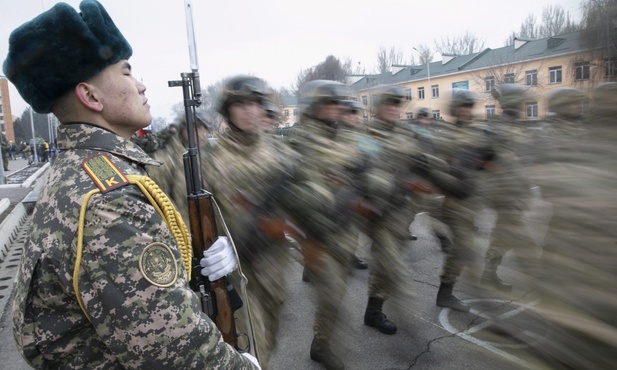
top-left (75, 82), bottom-right (104, 113)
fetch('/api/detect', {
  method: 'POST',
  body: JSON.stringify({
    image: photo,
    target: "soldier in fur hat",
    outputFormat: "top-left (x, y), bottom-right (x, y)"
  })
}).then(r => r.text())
top-left (4, 1), bottom-right (259, 368)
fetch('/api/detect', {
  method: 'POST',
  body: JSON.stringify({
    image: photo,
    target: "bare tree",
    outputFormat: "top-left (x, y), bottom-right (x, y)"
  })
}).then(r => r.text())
top-left (435, 31), bottom-right (485, 55)
top-left (293, 55), bottom-right (353, 93)
top-left (519, 14), bottom-right (539, 39)
top-left (539, 5), bottom-right (580, 38)
top-left (414, 44), bottom-right (434, 65)
top-left (375, 46), bottom-right (406, 73)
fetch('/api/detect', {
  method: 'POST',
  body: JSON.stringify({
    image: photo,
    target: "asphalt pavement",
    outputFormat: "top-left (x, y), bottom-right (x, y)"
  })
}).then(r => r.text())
top-left (0, 159), bottom-right (555, 369)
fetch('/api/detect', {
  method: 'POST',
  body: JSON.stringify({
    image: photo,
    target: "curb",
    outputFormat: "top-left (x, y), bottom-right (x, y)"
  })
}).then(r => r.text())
top-left (0, 203), bottom-right (28, 261)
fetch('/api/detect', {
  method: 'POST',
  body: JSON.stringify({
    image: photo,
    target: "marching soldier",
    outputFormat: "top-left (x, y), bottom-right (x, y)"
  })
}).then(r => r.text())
top-left (286, 80), bottom-right (359, 370)
top-left (479, 84), bottom-right (536, 291)
top-left (199, 75), bottom-right (298, 369)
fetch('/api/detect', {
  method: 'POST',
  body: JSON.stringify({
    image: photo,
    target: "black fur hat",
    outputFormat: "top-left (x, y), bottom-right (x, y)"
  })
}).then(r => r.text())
top-left (2, 0), bottom-right (132, 113)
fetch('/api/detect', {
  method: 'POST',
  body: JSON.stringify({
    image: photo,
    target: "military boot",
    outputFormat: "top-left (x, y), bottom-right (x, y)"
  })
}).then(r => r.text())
top-left (310, 337), bottom-right (345, 370)
top-left (436, 282), bottom-right (470, 312)
top-left (481, 270), bottom-right (513, 292)
top-left (363, 297), bottom-right (397, 334)
top-left (302, 265), bottom-right (312, 283)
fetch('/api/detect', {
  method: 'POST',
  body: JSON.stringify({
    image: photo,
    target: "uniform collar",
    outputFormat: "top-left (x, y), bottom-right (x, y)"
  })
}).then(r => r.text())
top-left (56, 122), bottom-right (162, 166)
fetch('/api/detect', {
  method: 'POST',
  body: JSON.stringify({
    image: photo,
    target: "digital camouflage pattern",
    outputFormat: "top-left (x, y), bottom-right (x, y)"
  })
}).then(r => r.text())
top-left (12, 123), bottom-right (257, 369)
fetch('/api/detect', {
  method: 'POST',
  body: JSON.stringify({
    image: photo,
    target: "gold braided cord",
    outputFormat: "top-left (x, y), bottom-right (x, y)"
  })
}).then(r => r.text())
top-left (74, 189), bottom-right (101, 321)
top-left (126, 175), bottom-right (192, 280)
top-left (73, 176), bottom-right (193, 320)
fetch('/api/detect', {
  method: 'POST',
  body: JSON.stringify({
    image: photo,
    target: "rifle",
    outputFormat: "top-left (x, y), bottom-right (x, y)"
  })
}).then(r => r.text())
top-left (168, 0), bottom-right (256, 357)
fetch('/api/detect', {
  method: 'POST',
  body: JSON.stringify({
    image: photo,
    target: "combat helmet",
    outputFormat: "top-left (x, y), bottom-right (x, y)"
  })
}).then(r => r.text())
top-left (299, 80), bottom-right (351, 115)
top-left (547, 87), bottom-right (586, 119)
top-left (498, 84), bottom-right (527, 117)
top-left (262, 101), bottom-right (280, 120)
top-left (217, 75), bottom-right (270, 120)
top-left (417, 107), bottom-right (431, 118)
top-left (591, 82), bottom-right (617, 120)
top-left (374, 85), bottom-right (406, 106)
top-left (449, 88), bottom-right (478, 116)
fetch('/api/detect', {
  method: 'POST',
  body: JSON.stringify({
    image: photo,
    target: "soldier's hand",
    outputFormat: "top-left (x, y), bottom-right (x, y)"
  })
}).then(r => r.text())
top-left (200, 236), bottom-right (238, 281)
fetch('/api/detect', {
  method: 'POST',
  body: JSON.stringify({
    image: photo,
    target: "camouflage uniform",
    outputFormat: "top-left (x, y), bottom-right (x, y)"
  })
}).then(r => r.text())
top-left (479, 117), bottom-right (535, 290)
top-left (359, 118), bottom-right (420, 304)
top-left (431, 119), bottom-right (492, 310)
top-left (13, 123), bottom-right (256, 369)
top-left (285, 113), bottom-right (359, 369)
top-left (199, 129), bottom-right (298, 369)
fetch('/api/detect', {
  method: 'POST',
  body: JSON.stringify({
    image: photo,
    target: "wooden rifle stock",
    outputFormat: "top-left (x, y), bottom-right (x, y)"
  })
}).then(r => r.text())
top-left (187, 193), bottom-right (237, 347)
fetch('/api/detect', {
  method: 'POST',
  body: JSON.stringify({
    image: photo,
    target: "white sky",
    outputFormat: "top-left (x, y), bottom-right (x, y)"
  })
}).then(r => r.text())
top-left (1, 0), bottom-right (584, 122)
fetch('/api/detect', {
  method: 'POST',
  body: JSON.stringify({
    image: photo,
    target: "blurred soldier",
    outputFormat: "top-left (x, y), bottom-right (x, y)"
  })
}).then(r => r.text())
top-left (3, 1), bottom-right (259, 368)
top-left (338, 99), bottom-right (369, 270)
top-left (479, 84), bottom-right (535, 291)
top-left (354, 86), bottom-right (433, 333)
top-left (431, 89), bottom-right (493, 312)
top-left (199, 75), bottom-right (298, 369)
top-left (286, 80), bottom-right (358, 370)
top-left (149, 115), bottom-right (210, 222)
top-left (156, 123), bottom-right (180, 148)
top-left (496, 85), bottom-right (617, 369)
top-left (261, 101), bottom-right (280, 132)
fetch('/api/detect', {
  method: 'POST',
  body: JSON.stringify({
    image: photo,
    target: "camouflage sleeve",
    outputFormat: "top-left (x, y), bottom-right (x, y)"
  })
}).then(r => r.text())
top-left (77, 185), bottom-right (257, 369)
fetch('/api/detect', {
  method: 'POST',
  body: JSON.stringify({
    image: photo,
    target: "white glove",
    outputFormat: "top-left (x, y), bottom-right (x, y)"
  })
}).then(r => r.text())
top-left (200, 236), bottom-right (237, 281)
top-left (241, 353), bottom-right (261, 369)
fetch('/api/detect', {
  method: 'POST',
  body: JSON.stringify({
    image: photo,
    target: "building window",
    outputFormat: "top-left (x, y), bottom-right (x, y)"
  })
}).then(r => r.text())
top-left (485, 77), bottom-right (495, 92)
top-left (362, 96), bottom-right (368, 105)
top-left (575, 62), bottom-right (590, 81)
top-left (405, 88), bottom-right (412, 101)
top-left (431, 110), bottom-right (440, 120)
top-left (526, 70), bottom-right (538, 86)
top-left (504, 73), bottom-right (515, 83)
top-left (418, 87), bottom-right (425, 100)
top-left (431, 85), bottom-right (439, 98)
top-left (406, 112), bottom-right (413, 120)
top-left (549, 66), bottom-right (562, 84)
top-left (293, 109), bottom-right (298, 116)
top-left (605, 59), bottom-right (617, 77)
top-left (526, 102), bottom-right (538, 118)
top-left (486, 105), bottom-right (496, 119)
top-left (283, 109), bottom-right (289, 117)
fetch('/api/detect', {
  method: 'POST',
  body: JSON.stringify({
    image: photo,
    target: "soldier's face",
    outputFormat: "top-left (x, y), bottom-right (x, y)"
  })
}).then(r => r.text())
top-left (315, 101), bottom-right (341, 121)
top-left (378, 102), bottom-right (401, 122)
top-left (229, 100), bottom-right (264, 133)
top-left (89, 60), bottom-right (152, 138)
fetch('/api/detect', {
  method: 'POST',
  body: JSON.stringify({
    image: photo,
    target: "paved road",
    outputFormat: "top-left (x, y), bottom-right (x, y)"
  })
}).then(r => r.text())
top-left (0, 169), bottom-right (555, 369)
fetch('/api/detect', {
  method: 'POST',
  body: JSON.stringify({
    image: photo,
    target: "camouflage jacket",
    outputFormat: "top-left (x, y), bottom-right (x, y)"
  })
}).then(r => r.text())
top-left (12, 123), bottom-right (256, 369)
top-left (200, 129), bottom-right (298, 266)
top-left (285, 116), bottom-right (359, 246)
top-left (353, 118), bottom-right (426, 237)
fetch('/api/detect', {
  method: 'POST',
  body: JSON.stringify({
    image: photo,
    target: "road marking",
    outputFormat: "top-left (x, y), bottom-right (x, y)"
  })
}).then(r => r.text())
top-left (439, 298), bottom-right (543, 369)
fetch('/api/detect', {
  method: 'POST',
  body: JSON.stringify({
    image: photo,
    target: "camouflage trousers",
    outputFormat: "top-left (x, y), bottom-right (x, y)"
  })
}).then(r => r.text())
top-left (237, 252), bottom-right (289, 370)
top-left (484, 206), bottom-right (539, 276)
top-left (367, 224), bottom-right (409, 301)
top-left (312, 235), bottom-right (353, 342)
top-left (439, 200), bottom-right (478, 284)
